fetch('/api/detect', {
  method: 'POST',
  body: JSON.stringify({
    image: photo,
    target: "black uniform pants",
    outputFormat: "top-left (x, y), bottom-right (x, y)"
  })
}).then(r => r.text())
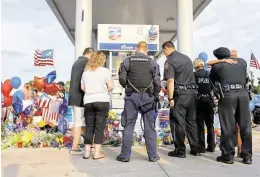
top-left (170, 89), bottom-right (199, 154)
top-left (218, 91), bottom-right (252, 160)
top-left (197, 97), bottom-right (215, 150)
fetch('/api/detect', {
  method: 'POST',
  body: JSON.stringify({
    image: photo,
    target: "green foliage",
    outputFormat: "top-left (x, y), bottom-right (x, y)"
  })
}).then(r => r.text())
top-left (252, 85), bottom-right (260, 94)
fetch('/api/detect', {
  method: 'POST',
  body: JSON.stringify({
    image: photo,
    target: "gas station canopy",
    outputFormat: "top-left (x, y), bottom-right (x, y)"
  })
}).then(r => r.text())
top-left (46, 0), bottom-right (211, 56)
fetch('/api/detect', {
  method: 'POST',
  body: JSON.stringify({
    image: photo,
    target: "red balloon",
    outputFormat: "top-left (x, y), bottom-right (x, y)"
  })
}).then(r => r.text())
top-left (3, 96), bottom-right (13, 107)
top-left (44, 83), bottom-right (62, 95)
top-left (1, 79), bottom-right (13, 96)
top-left (33, 77), bottom-right (45, 91)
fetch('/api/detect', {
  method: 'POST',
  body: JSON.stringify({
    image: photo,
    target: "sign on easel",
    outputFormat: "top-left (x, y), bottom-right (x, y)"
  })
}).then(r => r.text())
top-left (97, 24), bottom-right (160, 51)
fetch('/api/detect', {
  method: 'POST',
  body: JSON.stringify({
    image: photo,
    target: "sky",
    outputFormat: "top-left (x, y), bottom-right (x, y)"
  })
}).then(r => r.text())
top-left (1, 0), bottom-right (260, 83)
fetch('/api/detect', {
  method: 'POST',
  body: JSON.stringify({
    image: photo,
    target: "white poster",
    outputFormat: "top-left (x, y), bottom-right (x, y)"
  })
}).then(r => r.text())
top-left (97, 24), bottom-right (160, 51)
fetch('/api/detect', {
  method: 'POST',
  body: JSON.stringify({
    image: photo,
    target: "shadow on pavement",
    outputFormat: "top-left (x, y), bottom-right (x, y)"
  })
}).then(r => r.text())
top-left (2, 164), bottom-right (20, 177)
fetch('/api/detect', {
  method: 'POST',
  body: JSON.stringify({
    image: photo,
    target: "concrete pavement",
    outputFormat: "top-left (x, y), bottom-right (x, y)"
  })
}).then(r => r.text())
top-left (2, 130), bottom-right (260, 177)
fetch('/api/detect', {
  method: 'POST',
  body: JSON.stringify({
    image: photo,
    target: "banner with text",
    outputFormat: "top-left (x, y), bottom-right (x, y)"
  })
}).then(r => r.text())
top-left (97, 24), bottom-right (159, 51)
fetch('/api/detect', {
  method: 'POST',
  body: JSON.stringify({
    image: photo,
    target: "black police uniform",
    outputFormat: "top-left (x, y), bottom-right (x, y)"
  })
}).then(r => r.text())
top-left (210, 54), bottom-right (252, 164)
top-left (117, 52), bottom-right (161, 162)
top-left (164, 51), bottom-right (200, 157)
top-left (194, 69), bottom-right (215, 152)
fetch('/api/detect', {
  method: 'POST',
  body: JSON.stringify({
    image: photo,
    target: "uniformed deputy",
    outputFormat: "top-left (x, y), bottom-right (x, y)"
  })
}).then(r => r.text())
top-left (193, 58), bottom-right (215, 153)
top-left (116, 41), bottom-right (161, 162)
top-left (163, 41), bottom-right (200, 158)
top-left (210, 47), bottom-right (252, 164)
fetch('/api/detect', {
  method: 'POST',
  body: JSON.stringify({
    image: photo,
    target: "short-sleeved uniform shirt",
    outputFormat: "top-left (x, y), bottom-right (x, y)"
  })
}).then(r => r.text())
top-left (163, 51), bottom-right (196, 86)
top-left (209, 58), bottom-right (247, 86)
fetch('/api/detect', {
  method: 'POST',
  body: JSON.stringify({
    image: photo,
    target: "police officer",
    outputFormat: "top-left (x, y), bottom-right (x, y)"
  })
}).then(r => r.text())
top-left (193, 58), bottom-right (215, 153)
top-left (210, 47), bottom-right (252, 164)
top-left (163, 41), bottom-right (200, 158)
top-left (116, 41), bottom-right (161, 162)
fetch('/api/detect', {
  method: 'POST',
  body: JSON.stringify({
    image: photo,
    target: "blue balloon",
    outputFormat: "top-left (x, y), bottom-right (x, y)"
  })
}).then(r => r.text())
top-left (59, 103), bottom-right (68, 116)
top-left (12, 99), bottom-right (23, 114)
top-left (13, 90), bottom-right (25, 103)
top-left (199, 52), bottom-right (208, 63)
top-left (10, 77), bottom-right (21, 89)
top-left (57, 118), bottom-right (68, 134)
top-left (46, 70), bottom-right (56, 84)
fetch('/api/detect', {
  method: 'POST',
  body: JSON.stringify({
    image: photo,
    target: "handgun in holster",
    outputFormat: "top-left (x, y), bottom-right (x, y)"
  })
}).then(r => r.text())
top-left (216, 82), bottom-right (224, 99)
top-left (125, 87), bottom-right (133, 96)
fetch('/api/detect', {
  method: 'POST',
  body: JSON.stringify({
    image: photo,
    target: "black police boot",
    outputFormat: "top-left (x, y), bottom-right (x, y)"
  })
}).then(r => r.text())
top-left (216, 156), bottom-right (234, 164)
top-left (116, 155), bottom-right (130, 162)
top-left (242, 158), bottom-right (252, 165)
top-left (168, 149), bottom-right (186, 158)
top-left (190, 151), bottom-right (201, 156)
top-left (149, 155), bottom-right (160, 162)
top-left (206, 147), bottom-right (215, 153)
top-left (199, 148), bottom-right (206, 153)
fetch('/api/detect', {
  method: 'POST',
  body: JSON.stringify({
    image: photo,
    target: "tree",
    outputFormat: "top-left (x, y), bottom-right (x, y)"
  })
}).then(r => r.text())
top-left (252, 85), bottom-right (260, 94)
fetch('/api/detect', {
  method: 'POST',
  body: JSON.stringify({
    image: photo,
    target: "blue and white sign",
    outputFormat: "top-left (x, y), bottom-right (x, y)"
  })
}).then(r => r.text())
top-left (97, 24), bottom-right (159, 51)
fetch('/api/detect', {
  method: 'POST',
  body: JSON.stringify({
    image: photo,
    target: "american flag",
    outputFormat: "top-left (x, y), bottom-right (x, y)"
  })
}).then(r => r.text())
top-left (34, 49), bottom-right (54, 66)
top-left (37, 98), bottom-right (62, 125)
top-left (250, 52), bottom-right (260, 70)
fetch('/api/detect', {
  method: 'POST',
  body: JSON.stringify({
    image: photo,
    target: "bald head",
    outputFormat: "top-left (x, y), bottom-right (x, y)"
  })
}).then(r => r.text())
top-left (230, 49), bottom-right (237, 58)
top-left (136, 41), bottom-right (148, 54)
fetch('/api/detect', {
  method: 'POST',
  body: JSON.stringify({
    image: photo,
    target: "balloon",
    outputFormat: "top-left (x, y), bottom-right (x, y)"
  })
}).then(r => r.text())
top-left (10, 77), bottom-right (21, 89)
top-left (12, 99), bottom-right (23, 114)
top-left (44, 83), bottom-right (62, 95)
top-left (46, 71), bottom-right (56, 84)
top-left (57, 118), bottom-right (68, 134)
top-left (59, 103), bottom-right (68, 116)
top-left (13, 90), bottom-right (25, 103)
top-left (3, 96), bottom-right (12, 107)
top-left (33, 77), bottom-right (45, 91)
top-left (199, 52), bottom-right (208, 63)
top-left (1, 79), bottom-right (13, 96)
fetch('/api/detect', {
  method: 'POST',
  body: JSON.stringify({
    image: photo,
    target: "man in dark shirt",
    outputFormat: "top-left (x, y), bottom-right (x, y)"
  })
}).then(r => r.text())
top-left (69, 47), bottom-right (94, 154)
top-left (193, 58), bottom-right (215, 153)
top-left (163, 41), bottom-right (200, 158)
top-left (210, 47), bottom-right (252, 164)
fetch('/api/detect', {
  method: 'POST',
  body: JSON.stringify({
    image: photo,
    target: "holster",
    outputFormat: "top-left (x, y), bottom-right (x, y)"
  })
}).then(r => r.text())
top-left (121, 111), bottom-right (126, 128)
top-left (125, 87), bottom-right (133, 96)
top-left (147, 86), bottom-right (154, 97)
